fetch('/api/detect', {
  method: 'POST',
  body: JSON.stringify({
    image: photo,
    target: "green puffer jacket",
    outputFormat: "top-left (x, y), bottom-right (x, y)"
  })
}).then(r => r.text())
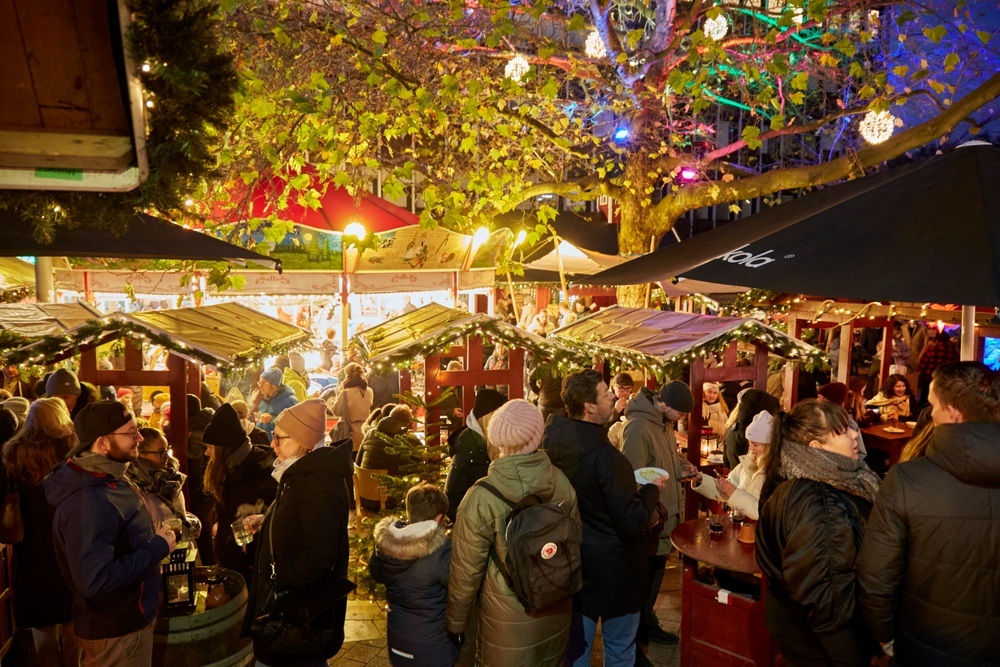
top-left (446, 450), bottom-right (580, 667)
top-left (621, 390), bottom-right (683, 555)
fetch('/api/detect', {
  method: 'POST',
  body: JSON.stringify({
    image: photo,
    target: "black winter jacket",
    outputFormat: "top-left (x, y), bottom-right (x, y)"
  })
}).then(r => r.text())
top-left (857, 422), bottom-right (1000, 667)
top-left (357, 414), bottom-right (417, 475)
top-left (757, 477), bottom-right (874, 666)
top-left (245, 441), bottom-right (355, 665)
top-left (542, 415), bottom-right (658, 619)
top-left (212, 444), bottom-right (277, 583)
top-left (370, 518), bottom-right (458, 667)
top-left (443, 425), bottom-right (489, 522)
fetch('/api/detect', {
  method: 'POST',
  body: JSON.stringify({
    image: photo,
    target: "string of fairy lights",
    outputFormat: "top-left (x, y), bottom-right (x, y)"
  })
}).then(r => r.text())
top-left (357, 315), bottom-right (592, 374)
top-left (1, 317), bottom-right (311, 373)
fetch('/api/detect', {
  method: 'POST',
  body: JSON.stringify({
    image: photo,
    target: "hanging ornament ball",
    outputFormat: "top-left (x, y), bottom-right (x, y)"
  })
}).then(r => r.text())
top-left (859, 110), bottom-right (897, 144)
top-left (585, 31), bottom-right (607, 59)
top-left (505, 54), bottom-right (530, 83)
top-left (703, 15), bottom-right (729, 41)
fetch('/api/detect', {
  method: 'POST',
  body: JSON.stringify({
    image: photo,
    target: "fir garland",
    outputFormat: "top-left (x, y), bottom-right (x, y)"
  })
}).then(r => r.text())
top-left (2, 317), bottom-right (309, 373)
top-left (0, 0), bottom-right (238, 240)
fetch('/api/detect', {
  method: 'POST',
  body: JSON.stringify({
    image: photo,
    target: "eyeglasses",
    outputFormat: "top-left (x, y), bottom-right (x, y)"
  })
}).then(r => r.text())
top-left (272, 434), bottom-right (292, 443)
top-left (142, 448), bottom-right (168, 456)
top-left (110, 427), bottom-right (141, 440)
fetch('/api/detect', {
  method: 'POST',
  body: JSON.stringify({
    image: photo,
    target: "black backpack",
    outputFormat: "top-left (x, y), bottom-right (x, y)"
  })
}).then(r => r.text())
top-left (477, 480), bottom-right (582, 614)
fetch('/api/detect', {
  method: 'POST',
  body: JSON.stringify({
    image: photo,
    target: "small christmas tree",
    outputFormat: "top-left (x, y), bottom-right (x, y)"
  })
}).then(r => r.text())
top-left (348, 388), bottom-right (456, 604)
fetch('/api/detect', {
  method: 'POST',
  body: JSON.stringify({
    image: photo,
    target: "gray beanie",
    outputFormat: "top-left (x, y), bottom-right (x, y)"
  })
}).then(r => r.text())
top-left (46, 368), bottom-right (81, 397)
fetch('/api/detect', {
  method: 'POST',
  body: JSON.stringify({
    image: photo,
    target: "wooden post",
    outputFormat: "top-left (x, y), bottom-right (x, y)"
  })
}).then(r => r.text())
top-left (685, 360), bottom-right (706, 521)
top-left (424, 354), bottom-right (442, 445)
top-left (167, 355), bottom-right (190, 481)
top-left (508, 345), bottom-right (525, 400)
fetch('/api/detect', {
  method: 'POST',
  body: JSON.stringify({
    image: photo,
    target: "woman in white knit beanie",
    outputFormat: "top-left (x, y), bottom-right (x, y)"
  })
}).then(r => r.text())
top-left (446, 400), bottom-right (580, 666)
top-left (689, 410), bottom-right (774, 520)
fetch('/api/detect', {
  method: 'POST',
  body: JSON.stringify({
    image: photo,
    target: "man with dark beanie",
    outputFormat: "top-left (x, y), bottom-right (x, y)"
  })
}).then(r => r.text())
top-left (45, 401), bottom-right (176, 665)
top-left (621, 380), bottom-right (693, 652)
top-left (202, 403), bottom-right (276, 582)
top-left (443, 388), bottom-right (507, 522)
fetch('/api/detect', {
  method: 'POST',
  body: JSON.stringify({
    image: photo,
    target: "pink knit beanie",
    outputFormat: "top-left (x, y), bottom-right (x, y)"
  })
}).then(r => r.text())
top-left (274, 399), bottom-right (327, 450)
top-left (487, 399), bottom-right (544, 456)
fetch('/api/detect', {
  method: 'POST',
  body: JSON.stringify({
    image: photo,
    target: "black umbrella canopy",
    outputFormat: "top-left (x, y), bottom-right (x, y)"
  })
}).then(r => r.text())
top-left (0, 211), bottom-right (281, 271)
top-left (581, 143), bottom-right (1000, 306)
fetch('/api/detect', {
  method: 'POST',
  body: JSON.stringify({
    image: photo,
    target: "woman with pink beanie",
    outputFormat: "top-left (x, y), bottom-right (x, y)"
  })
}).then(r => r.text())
top-left (446, 399), bottom-right (580, 666)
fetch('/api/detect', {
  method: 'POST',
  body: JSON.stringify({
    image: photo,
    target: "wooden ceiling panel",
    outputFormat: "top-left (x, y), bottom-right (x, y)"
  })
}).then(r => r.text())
top-left (0, 1), bottom-right (40, 127)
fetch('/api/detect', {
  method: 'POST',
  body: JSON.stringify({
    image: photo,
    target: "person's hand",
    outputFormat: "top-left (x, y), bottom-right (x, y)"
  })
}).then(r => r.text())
top-left (615, 396), bottom-right (628, 413)
top-left (689, 473), bottom-right (703, 486)
top-left (880, 640), bottom-right (895, 657)
top-left (245, 514), bottom-right (266, 535)
top-left (650, 475), bottom-right (669, 491)
top-left (156, 523), bottom-right (178, 553)
top-left (716, 477), bottom-right (737, 500)
top-left (259, 413), bottom-right (273, 424)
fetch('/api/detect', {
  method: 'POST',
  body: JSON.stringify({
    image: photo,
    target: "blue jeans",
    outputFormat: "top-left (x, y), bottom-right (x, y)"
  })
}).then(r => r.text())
top-left (566, 611), bottom-right (640, 667)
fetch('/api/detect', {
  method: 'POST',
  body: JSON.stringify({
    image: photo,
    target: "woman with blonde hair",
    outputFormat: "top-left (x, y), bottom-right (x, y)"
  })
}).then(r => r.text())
top-left (701, 383), bottom-right (729, 439)
top-left (2, 398), bottom-right (78, 666)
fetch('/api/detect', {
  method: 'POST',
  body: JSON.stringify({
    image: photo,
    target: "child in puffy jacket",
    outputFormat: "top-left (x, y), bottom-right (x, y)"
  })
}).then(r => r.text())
top-left (370, 483), bottom-right (458, 667)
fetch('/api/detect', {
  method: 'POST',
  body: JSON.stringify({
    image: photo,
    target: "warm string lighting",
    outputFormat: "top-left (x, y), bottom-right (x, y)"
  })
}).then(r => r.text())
top-left (859, 110), bottom-right (897, 144)
top-left (585, 31), bottom-right (607, 59)
top-left (504, 54), bottom-right (530, 83)
top-left (703, 15), bottom-right (729, 41)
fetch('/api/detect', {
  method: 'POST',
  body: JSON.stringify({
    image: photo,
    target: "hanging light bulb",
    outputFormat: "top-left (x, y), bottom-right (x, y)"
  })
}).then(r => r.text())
top-left (703, 15), bottom-right (729, 41)
top-left (585, 31), bottom-right (607, 59)
top-left (859, 110), bottom-right (897, 144)
top-left (504, 55), bottom-right (530, 83)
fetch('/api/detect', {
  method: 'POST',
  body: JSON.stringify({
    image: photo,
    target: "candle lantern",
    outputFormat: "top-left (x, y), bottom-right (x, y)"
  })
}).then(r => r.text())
top-left (700, 426), bottom-right (718, 458)
top-left (161, 544), bottom-right (198, 609)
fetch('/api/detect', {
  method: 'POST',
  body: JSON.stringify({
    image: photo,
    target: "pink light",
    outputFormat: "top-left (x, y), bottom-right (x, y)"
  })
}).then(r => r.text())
top-left (679, 167), bottom-right (698, 181)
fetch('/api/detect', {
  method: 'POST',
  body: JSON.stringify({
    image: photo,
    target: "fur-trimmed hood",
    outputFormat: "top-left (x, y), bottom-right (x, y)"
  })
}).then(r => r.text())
top-left (373, 517), bottom-right (448, 565)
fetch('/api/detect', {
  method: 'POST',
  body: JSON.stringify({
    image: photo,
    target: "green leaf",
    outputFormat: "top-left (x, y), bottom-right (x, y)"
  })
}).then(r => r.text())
top-left (976, 30), bottom-right (992, 45)
top-left (741, 126), bottom-right (762, 150)
top-left (372, 29), bottom-right (387, 45)
top-left (567, 15), bottom-right (586, 32)
top-left (892, 65), bottom-right (910, 77)
top-left (922, 26), bottom-right (947, 43)
top-left (944, 53), bottom-right (960, 72)
top-left (790, 71), bottom-right (810, 90)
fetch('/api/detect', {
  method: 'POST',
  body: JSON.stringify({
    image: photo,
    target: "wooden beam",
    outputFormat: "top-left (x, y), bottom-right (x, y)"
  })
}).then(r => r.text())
top-left (0, 129), bottom-right (134, 170)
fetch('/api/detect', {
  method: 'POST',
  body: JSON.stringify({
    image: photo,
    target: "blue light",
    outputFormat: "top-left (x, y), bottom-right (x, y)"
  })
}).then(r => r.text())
top-left (613, 126), bottom-right (630, 143)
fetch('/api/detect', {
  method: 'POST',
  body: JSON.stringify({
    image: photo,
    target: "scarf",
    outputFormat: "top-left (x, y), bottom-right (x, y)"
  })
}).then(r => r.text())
top-left (342, 375), bottom-right (368, 392)
top-left (779, 441), bottom-right (881, 504)
top-left (272, 454), bottom-right (304, 483)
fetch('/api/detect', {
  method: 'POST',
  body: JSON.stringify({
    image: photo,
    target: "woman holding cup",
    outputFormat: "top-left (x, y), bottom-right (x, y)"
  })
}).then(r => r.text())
top-left (242, 399), bottom-right (355, 667)
top-left (690, 410), bottom-right (772, 521)
top-left (202, 403), bottom-right (277, 584)
top-left (756, 400), bottom-right (881, 666)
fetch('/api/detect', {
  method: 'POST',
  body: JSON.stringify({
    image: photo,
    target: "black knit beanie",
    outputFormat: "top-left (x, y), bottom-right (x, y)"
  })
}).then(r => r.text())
top-left (202, 403), bottom-right (249, 449)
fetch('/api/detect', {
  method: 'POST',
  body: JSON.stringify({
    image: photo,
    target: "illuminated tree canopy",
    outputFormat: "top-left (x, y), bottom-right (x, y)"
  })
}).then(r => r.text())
top-left (210, 0), bottom-right (998, 268)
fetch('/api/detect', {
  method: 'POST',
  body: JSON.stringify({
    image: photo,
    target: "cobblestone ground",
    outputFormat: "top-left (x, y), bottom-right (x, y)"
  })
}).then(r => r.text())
top-left (330, 554), bottom-right (682, 667)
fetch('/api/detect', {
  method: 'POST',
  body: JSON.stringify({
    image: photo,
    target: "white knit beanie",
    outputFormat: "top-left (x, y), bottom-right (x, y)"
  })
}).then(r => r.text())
top-left (487, 399), bottom-right (544, 456)
top-left (745, 410), bottom-right (774, 444)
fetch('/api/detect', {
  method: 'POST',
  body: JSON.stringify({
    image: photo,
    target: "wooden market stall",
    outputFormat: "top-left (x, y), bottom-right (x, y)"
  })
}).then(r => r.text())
top-left (354, 303), bottom-right (589, 442)
top-left (550, 306), bottom-right (826, 519)
top-left (4, 302), bottom-right (311, 474)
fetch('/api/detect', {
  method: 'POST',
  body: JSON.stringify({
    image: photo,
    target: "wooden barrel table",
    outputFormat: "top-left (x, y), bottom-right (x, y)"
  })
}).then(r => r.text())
top-left (154, 568), bottom-right (253, 667)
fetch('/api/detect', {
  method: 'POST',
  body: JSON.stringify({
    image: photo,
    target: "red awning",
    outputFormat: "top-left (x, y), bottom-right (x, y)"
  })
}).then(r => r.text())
top-left (214, 167), bottom-right (418, 234)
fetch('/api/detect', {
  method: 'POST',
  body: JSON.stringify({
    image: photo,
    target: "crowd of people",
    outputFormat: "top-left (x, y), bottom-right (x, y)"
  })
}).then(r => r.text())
top-left (0, 320), bottom-right (997, 667)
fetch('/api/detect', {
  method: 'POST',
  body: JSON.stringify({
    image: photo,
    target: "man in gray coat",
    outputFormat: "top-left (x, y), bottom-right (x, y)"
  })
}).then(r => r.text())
top-left (621, 380), bottom-right (693, 648)
top-left (857, 361), bottom-right (1000, 665)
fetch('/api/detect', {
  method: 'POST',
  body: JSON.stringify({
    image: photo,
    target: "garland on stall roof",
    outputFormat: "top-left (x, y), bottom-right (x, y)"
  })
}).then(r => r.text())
top-left (1, 317), bottom-right (310, 373)
top-left (552, 319), bottom-right (829, 381)
top-left (0, 286), bottom-right (33, 305)
top-left (358, 319), bottom-right (591, 376)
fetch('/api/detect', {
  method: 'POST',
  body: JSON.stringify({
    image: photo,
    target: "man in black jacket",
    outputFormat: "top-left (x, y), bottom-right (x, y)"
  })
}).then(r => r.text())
top-left (858, 361), bottom-right (1000, 666)
top-left (543, 369), bottom-right (665, 667)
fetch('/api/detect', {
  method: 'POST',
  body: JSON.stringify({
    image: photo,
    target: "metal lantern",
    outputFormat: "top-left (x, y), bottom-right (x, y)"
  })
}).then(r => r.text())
top-left (161, 544), bottom-right (198, 609)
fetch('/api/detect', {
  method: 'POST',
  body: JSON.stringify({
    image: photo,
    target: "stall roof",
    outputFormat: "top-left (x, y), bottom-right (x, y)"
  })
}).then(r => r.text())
top-left (354, 303), bottom-right (590, 369)
top-left (549, 306), bottom-right (825, 375)
top-left (0, 301), bottom-right (103, 339)
top-left (5, 302), bottom-right (310, 369)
